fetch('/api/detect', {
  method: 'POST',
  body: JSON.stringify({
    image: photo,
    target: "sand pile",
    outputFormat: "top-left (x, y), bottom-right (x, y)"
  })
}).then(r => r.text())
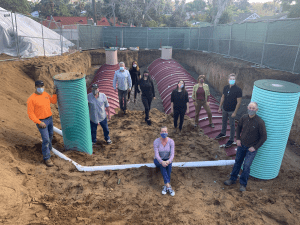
top-left (56, 108), bottom-right (226, 166)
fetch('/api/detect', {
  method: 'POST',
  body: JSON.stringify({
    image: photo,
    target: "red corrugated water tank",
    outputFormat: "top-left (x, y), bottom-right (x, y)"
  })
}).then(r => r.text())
top-left (87, 64), bottom-right (120, 116)
top-left (148, 58), bottom-right (238, 157)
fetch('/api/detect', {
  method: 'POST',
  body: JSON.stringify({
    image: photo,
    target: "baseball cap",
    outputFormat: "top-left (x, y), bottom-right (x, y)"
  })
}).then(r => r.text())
top-left (35, 80), bottom-right (44, 86)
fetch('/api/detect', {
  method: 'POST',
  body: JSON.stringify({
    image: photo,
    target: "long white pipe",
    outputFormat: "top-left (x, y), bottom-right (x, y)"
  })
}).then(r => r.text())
top-left (52, 126), bottom-right (235, 172)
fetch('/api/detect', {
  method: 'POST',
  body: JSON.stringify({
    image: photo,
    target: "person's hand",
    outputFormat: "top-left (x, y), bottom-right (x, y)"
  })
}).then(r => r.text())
top-left (236, 140), bottom-right (241, 147)
top-left (194, 101), bottom-right (197, 106)
top-left (128, 88), bottom-right (131, 91)
top-left (249, 147), bottom-right (256, 152)
top-left (218, 107), bottom-right (222, 113)
top-left (206, 102), bottom-right (210, 105)
top-left (153, 97), bottom-right (156, 100)
top-left (161, 161), bottom-right (167, 167)
top-left (39, 122), bottom-right (46, 128)
top-left (231, 112), bottom-right (236, 118)
top-left (165, 160), bottom-right (170, 166)
top-left (170, 108), bottom-right (173, 114)
top-left (53, 86), bottom-right (57, 94)
top-left (186, 109), bottom-right (189, 114)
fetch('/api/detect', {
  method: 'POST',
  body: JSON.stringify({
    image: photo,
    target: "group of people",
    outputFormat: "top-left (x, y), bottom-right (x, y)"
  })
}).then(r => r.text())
top-left (27, 64), bottom-right (267, 195)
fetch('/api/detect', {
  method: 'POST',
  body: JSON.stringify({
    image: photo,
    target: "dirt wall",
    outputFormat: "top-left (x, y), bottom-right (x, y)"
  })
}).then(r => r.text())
top-left (171, 50), bottom-right (300, 145)
top-left (0, 52), bottom-right (92, 147)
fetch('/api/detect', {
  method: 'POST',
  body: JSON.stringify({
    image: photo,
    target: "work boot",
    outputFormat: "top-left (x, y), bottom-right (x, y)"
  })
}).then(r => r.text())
top-left (44, 159), bottom-right (54, 167)
top-left (240, 184), bottom-right (246, 192)
top-left (224, 179), bottom-right (236, 186)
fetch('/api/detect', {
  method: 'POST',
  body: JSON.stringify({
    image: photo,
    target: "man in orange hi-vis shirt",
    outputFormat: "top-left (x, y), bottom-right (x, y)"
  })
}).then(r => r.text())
top-left (27, 80), bottom-right (57, 167)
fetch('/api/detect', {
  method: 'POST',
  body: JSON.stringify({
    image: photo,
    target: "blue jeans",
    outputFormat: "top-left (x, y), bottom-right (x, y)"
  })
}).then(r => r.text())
top-left (154, 158), bottom-right (172, 184)
top-left (36, 116), bottom-right (53, 160)
top-left (230, 145), bottom-right (257, 187)
top-left (90, 118), bottom-right (110, 143)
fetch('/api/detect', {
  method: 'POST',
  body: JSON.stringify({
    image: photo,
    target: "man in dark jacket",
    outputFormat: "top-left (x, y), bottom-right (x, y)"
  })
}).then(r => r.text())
top-left (224, 102), bottom-right (267, 192)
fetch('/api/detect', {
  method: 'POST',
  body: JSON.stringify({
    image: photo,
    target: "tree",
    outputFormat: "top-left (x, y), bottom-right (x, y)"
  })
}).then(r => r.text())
top-left (185, 0), bottom-right (206, 13)
top-left (213, 0), bottom-right (231, 26)
top-left (0, 0), bottom-right (30, 14)
top-left (288, 2), bottom-right (300, 18)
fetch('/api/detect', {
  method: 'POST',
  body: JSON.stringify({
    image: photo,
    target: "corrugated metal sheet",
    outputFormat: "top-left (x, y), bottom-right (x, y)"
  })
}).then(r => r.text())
top-left (87, 64), bottom-right (120, 116)
top-left (148, 58), bottom-right (238, 157)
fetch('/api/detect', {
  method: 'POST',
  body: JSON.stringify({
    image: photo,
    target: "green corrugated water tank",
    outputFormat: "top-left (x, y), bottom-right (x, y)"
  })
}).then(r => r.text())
top-left (250, 79), bottom-right (300, 179)
top-left (53, 72), bottom-right (93, 155)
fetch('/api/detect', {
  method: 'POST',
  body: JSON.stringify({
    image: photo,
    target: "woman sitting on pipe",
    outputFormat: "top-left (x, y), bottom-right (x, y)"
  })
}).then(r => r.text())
top-left (153, 126), bottom-right (175, 196)
top-left (192, 75), bottom-right (214, 128)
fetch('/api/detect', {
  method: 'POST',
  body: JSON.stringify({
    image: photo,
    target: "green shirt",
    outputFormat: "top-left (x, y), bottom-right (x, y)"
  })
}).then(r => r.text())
top-left (192, 83), bottom-right (210, 102)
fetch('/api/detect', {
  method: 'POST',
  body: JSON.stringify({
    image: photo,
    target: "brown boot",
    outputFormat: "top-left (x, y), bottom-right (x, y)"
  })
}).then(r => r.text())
top-left (44, 159), bottom-right (54, 167)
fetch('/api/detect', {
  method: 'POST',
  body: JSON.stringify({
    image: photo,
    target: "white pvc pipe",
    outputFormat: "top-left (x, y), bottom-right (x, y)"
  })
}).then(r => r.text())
top-left (53, 126), bottom-right (63, 136)
top-left (52, 126), bottom-right (235, 172)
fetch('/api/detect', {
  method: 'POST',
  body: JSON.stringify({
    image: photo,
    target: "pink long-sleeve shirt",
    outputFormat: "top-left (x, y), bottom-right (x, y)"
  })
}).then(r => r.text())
top-left (153, 138), bottom-right (175, 164)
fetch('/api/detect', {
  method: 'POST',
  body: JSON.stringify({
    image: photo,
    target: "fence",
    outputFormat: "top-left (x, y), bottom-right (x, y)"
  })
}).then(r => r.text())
top-left (0, 9), bottom-right (76, 61)
top-left (0, 7), bottom-right (299, 74)
top-left (73, 19), bottom-right (300, 74)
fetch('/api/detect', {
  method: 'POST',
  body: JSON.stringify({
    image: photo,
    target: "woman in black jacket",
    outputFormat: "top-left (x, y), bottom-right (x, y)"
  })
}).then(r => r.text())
top-left (128, 61), bottom-right (141, 103)
top-left (171, 80), bottom-right (189, 135)
top-left (138, 69), bottom-right (156, 125)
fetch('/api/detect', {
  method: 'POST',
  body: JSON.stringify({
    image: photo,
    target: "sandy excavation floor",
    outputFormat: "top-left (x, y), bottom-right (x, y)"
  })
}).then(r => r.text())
top-left (0, 52), bottom-right (300, 225)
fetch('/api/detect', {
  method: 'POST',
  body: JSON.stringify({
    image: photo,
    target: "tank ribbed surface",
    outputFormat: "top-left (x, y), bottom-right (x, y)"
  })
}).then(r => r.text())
top-left (250, 79), bottom-right (300, 179)
top-left (87, 64), bottom-right (120, 116)
top-left (148, 58), bottom-right (238, 157)
top-left (53, 73), bottom-right (93, 155)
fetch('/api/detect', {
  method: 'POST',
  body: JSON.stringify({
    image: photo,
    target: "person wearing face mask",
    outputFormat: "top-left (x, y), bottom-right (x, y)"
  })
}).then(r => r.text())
top-left (27, 80), bottom-right (57, 167)
top-left (153, 126), bottom-right (175, 196)
top-left (192, 75), bottom-right (214, 128)
top-left (87, 84), bottom-right (112, 145)
top-left (113, 62), bottom-right (132, 115)
top-left (215, 74), bottom-right (242, 148)
top-left (128, 61), bottom-right (141, 103)
top-left (224, 102), bottom-right (267, 192)
top-left (171, 80), bottom-right (189, 135)
top-left (138, 69), bottom-right (156, 125)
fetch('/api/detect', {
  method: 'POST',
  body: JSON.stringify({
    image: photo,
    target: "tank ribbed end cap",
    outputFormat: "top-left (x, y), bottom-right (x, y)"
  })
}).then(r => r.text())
top-left (254, 79), bottom-right (300, 93)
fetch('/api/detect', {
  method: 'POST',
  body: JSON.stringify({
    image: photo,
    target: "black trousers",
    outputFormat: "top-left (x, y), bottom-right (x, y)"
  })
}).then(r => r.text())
top-left (128, 82), bottom-right (140, 100)
top-left (174, 108), bottom-right (186, 131)
top-left (142, 95), bottom-right (153, 120)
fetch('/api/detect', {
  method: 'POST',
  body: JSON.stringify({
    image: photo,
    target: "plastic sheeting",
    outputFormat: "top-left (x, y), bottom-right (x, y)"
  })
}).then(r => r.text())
top-left (0, 7), bottom-right (74, 58)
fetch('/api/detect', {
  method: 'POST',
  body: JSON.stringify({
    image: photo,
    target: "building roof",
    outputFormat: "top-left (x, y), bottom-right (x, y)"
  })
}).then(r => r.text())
top-left (42, 16), bottom-right (127, 29)
top-left (232, 12), bottom-right (260, 24)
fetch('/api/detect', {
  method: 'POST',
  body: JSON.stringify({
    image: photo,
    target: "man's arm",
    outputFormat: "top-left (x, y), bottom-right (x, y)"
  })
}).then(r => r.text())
top-left (219, 94), bottom-right (225, 110)
top-left (113, 72), bottom-right (117, 89)
top-left (232, 97), bottom-right (242, 117)
top-left (127, 71), bottom-right (132, 89)
top-left (253, 120), bottom-right (267, 150)
top-left (236, 116), bottom-right (244, 140)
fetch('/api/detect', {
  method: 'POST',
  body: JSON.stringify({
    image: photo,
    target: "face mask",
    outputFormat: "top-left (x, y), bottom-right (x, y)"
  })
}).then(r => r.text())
top-left (248, 109), bottom-right (256, 116)
top-left (37, 88), bottom-right (44, 93)
top-left (133, 64), bottom-right (137, 67)
top-left (199, 79), bottom-right (204, 84)
top-left (161, 133), bottom-right (168, 139)
top-left (120, 67), bottom-right (124, 71)
top-left (229, 80), bottom-right (235, 85)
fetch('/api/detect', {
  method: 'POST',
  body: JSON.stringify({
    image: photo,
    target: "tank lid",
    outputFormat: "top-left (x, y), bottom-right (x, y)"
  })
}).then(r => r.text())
top-left (254, 79), bottom-right (300, 93)
top-left (105, 48), bottom-right (118, 51)
top-left (162, 46), bottom-right (172, 49)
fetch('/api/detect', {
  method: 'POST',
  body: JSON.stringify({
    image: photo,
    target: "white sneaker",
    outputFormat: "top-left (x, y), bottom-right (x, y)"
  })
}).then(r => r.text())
top-left (167, 187), bottom-right (175, 196)
top-left (162, 185), bottom-right (167, 195)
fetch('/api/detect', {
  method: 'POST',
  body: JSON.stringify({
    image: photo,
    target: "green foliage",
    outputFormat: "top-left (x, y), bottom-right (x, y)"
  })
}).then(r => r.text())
top-left (144, 20), bottom-right (158, 27)
top-left (185, 0), bottom-right (206, 13)
top-left (251, 2), bottom-right (280, 17)
top-left (0, 0), bottom-right (30, 14)
top-left (218, 11), bottom-right (231, 24)
top-left (288, 3), bottom-right (300, 18)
